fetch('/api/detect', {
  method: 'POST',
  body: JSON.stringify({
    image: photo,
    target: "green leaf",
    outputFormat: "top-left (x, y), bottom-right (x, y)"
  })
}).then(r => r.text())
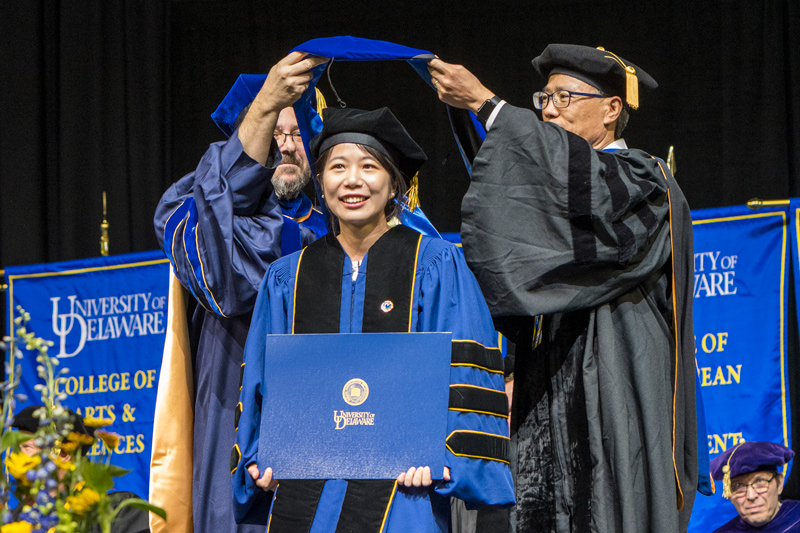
top-left (106, 464), bottom-right (132, 478)
top-left (81, 460), bottom-right (114, 494)
top-left (1, 430), bottom-right (33, 452)
top-left (114, 498), bottom-right (167, 521)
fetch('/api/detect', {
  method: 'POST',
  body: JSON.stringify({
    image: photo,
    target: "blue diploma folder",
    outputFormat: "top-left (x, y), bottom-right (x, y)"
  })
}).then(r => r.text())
top-left (258, 332), bottom-right (452, 479)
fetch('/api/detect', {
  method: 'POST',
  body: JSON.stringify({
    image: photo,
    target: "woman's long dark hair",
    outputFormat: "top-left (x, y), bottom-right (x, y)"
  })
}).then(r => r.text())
top-left (315, 143), bottom-right (409, 231)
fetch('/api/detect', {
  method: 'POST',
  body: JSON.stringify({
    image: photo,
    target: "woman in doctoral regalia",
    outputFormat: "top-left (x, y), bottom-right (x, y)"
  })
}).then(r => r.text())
top-left (711, 441), bottom-right (800, 532)
top-left (231, 106), bottom-right (514, 532)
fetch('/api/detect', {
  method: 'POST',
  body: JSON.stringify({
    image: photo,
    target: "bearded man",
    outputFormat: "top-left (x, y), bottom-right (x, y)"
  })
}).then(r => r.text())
top-left (151, 52), bottom-right (327, 533)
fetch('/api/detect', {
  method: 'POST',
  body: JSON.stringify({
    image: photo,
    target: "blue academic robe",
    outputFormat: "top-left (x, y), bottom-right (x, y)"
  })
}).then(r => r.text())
top-left (153, 130), bottom-right (326, 533)
top-left (233, 228), bottom-right (515, 532)
top-left (713, 500), bottom-right (800, 532)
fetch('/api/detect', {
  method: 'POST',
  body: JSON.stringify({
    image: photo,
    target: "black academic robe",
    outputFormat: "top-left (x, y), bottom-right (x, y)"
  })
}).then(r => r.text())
top-left (461, 104), bottom-right (698, 533)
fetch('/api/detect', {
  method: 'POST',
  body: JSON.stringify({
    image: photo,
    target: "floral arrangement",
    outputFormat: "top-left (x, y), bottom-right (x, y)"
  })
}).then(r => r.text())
top-left (1, 307), bottom-right (165, 533)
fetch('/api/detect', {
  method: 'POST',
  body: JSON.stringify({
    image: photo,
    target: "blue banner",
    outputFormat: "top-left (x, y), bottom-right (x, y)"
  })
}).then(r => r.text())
top-left (688, 205), bottom-right (791, 532)
top-left (4, 250), bottom-right (169, 499)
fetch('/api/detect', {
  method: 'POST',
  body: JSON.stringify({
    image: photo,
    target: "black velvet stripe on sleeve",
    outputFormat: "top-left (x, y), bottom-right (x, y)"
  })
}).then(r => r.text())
top-left (334, 480), bottom-right (396, 533)
top-left (446, 431), bottom-right (510, 464)
top-left (268, 480), bottom-right (327, 533)
top-left (362, 225), bottom-right (422, 333)
top-left (230, 444), bottom-right (240, 475)
top-left (234, 402), bottom-right (242, 431)
top-left (449, 385), bottom-right (509, 418)
top-left (294, 233), bottom-right (345, 334)
top-left (617, 162), bottom-right (661, 237)
top-left (239, 362), bottom-right (245, 391)
top-left (597, 152), bottom-right (637, 264)
top-left (596, 151), bottom-right (631, 218)
top-left (451, 341), bottom-right (504, 374)
top-left (566, 133), bottom-right (597, 265)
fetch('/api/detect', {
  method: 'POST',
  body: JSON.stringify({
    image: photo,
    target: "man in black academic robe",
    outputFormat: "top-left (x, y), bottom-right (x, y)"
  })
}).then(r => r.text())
top-left (428, 44), bottom-right (698, 532)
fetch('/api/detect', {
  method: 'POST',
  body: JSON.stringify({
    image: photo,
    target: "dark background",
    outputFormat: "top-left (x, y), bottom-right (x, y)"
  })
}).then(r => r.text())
top-left (1, 0), bottom-right (799, 493)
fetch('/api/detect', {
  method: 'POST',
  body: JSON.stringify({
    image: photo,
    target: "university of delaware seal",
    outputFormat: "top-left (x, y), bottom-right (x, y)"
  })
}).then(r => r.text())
top-left (342, 378), bottom-right (369, 406)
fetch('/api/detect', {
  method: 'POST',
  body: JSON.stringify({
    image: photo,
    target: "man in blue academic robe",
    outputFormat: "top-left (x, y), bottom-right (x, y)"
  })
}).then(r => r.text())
top-left (151, 52), bottom-right (326, 533)
top-left (711, 441), bottom-right (800, 532)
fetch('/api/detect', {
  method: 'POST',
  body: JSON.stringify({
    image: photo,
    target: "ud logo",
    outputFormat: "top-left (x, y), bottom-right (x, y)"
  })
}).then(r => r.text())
top-left (342, 378), bottom-right (369, 406)
top-left (51, 296), bottom-right (87, 358)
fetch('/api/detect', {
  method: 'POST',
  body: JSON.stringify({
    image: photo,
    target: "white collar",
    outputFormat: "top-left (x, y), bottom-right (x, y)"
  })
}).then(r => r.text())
top-left (603, 138), bottom-right (628, 151)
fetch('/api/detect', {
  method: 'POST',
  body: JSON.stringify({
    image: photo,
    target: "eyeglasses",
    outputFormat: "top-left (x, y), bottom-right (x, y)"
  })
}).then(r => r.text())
top-left (533, 90), bottom-right (605, 110)
top-left (273, 131), bottom-right (303, 144)
top-left (731, 474), bottom-right (777, 498)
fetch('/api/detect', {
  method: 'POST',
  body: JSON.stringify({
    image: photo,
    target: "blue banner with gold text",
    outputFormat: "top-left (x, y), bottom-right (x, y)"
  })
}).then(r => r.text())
top-left (4, 250), bottom-right (169, 500)
top-left (688, 205), bottom-right (791, 532)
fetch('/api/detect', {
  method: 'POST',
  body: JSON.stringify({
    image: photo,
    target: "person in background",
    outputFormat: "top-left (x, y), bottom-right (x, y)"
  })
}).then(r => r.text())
top-left (8, 405), bottom-right (151, 533)
top-left (711, 441), bottom-right (800, 532)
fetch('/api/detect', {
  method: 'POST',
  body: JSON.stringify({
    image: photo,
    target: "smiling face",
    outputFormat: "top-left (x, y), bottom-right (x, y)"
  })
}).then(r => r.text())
top-left (272, 107), bottom-right (311, 200)
top-left (320, 143), bottom-right (395, 233)
top-left (541, 73), bottom-right (621, 149)
top-left (730, 471), bottom-right (784, 527)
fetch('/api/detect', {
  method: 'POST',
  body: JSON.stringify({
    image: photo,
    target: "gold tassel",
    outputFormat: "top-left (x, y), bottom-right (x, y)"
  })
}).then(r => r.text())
top-left (599, 47), bottom-right (640, 109)
top-left (405, 173), bottom-right (420, 212)
top-left (721, 442), bottom-right (744, 499)
top-left (722, 465), bottom-right (732, 499)
top-left (315, 87), bottom-right (328, 117)
top-left (625, 66), bottom-right (639, 110)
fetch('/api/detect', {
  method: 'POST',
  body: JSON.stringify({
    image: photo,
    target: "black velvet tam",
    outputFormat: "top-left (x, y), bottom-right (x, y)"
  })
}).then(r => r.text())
top-left (310, 107), bottom-right (427, 176)
top-left (532, 44), bottom-right (657, 101)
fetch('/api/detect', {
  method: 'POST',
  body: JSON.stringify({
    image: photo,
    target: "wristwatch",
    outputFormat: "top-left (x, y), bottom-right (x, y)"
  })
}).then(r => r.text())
top-left (476, 96), bottom-right (503, 127)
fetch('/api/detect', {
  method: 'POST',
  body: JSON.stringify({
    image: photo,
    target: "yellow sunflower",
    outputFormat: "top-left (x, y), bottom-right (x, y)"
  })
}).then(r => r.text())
top-left (5, 452), bottom-right (41, 483)
top-left (66, 488), bottom-right (101, 514)
top-left (52, 453), bottom-right (76, 471)
top-left (67, 431), bottom-right (95, 446)
top-left (82, 417), bottom-right (112, 428)
top-left (60, 441), bottom-right (79, 454)
top-left (95, 429), bottom-right (121, 451)
top-left (1, 521), bottom-right (33, 533)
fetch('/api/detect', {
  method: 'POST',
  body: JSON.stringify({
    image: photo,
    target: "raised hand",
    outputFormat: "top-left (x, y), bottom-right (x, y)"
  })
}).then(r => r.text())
top-left (427, 58), bottom-right (495, 113)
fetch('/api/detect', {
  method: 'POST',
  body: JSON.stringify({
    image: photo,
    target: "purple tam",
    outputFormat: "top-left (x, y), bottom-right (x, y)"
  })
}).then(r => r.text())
top-left (710, 441), bottom-right (794, 481)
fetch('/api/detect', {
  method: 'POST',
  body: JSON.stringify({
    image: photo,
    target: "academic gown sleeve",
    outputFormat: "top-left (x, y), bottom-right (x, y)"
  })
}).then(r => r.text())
top-left (230, 254), bottom-right (296, 524)
top-left (414, 240), bottom-right (515, 508)
top-left (153, 129), bottom-right (284, 317)
top-left (461, 104), bottom-right (672, 319)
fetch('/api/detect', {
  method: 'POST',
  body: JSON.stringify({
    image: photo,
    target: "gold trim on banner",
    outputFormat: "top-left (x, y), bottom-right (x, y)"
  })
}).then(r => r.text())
top-left (5, 258), bottom-right (169, 335)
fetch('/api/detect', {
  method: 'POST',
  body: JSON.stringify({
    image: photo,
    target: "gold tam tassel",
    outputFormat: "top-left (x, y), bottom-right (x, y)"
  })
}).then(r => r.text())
top-left (722, 465), bottom-right (732, 499)
top-left (405, 173), bottom-right (420, 212)
top-left (599, 47), bottom-right (640, 109)
top-left (721, 442), bottom-right (744, 499)
top-left (315, 87), bottom-right (328, 116)
top-left (625, 66), bottom-right (639, 109)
